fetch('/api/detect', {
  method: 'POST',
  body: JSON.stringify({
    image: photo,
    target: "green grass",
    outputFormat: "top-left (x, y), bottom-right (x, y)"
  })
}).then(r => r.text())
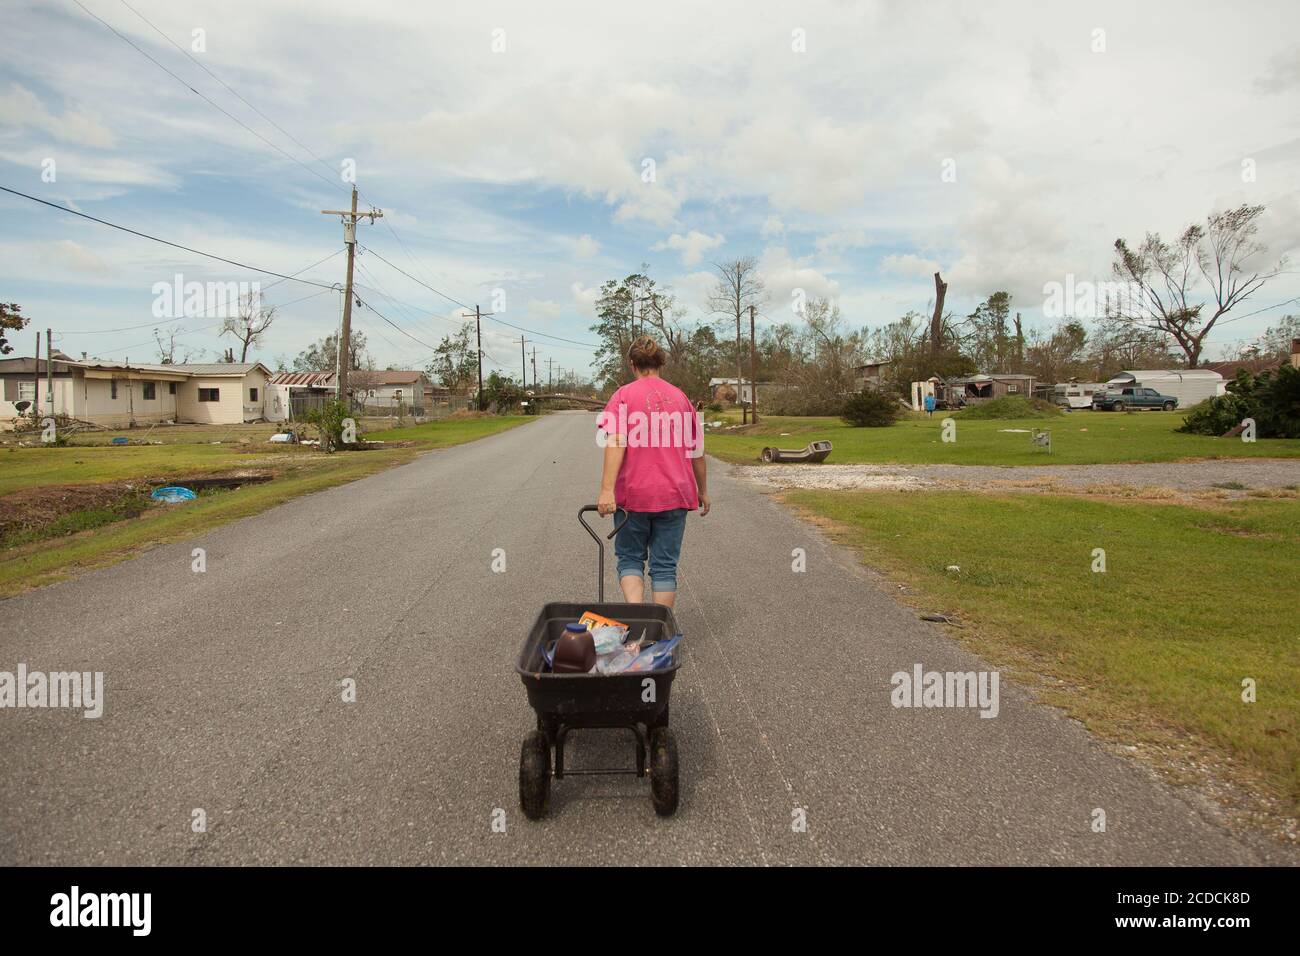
top-left (0, 415), bottom-right (533, 597)
top-left (707, 411), bottom-right (1300, 466)
top-left (0, 442), bottom-right (295, 496)
top-left (366, 415), bottom-right (531, 446)
top-left (789, 490), bottom-right (1300, 810)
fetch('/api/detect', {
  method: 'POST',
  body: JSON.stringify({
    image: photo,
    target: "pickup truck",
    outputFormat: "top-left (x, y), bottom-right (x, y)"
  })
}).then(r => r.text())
top-left (1091, 386), bottom-right (1178, 411)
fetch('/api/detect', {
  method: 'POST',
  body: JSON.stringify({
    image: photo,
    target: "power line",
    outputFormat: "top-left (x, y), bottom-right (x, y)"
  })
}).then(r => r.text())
top-left (352, 294), bottom-right (437, 350)
top-left (65, 3), bottom-right (600, 368)
top-left (357, 243), bottom-right (472, 313)
top-left (75, 0), bottom-right (582, 358)
top-left (1, 185), bottom-right (338, 290)
top-left (359, 243), bottom-right (599, 349)
top-left (115, 0), bottom-right (346, 191)
top-left (73, 291), bottom-right (333, 337)
top-left (71, 0), bottom-right (344, 195)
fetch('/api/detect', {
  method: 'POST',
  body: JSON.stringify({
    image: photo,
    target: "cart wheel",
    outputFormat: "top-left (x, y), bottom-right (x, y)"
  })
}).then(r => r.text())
top-left (761, 447), bottom-right (776, 463)
top-left (649, 727), bottom-right (679, 816)
top-left (519, 730), bottom-right (551, 820)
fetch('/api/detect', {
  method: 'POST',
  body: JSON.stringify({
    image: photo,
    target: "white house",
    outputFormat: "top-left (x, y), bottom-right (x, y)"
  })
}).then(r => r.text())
top-left (354, 370), bottom-right (431, 413)
top-left (708, 377), bottom-right (756, 404)
top-left (1, 355), bottom-right (270, 427)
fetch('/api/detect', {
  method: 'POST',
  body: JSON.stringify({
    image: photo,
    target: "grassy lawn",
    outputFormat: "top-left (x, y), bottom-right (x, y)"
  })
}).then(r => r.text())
top-left (0, 415), bottom-right (532, 597)
top-left (706, 411), bottom-right (1300, 466)
top-left (789, 489), bottom-right (1300, 813)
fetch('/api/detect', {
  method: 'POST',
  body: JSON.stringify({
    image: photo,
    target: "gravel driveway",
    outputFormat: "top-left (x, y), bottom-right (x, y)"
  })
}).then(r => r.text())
top-left (733, 458), bottom-right (1300, 496)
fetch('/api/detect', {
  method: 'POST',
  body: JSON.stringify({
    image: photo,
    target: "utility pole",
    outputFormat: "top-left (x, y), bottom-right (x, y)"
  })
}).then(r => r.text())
top-left (520, 335), bottom-right (527, 388)
top-left (749, 304), bottom-right (759, 424)
top-left (472, 305), bottom-right (493, 411)
top-left (33, 331), bottom-right (41, 416)
top-left (547, 357), bottom-right (554, 390)
top-left (734, 264), bottom-right (745, 424)
top-left (321, 186), bottom-right (382, 407)
top-left (531, 346), bottom-right (537, 391)
top-left (46, 328), bottom-right (54, 414)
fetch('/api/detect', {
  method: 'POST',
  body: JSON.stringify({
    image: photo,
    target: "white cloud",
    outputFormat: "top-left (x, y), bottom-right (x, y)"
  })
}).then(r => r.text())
top-left (570, 281), bottom-right (599, 312)
top-left (51, 239), bottom-right (113, 275)
top-left (653, 230), bottom-right (725, 266)
top-left (881, 253), bottom-right (942, 279)
top-left (758, 245), bottom-right (840, 315)
top-left (0, 83), bottom-right (115, 148)
top-left (558, 234), bottom-right (600, 258)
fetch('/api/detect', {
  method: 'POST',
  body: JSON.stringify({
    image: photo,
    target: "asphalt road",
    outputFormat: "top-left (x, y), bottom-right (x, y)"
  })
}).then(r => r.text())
top-left (0, 411), bottom-right (1291, 864)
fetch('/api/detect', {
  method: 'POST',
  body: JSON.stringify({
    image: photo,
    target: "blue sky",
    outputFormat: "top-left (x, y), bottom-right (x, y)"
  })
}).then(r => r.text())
top-left (2, 0), bottom-right (1299, 376)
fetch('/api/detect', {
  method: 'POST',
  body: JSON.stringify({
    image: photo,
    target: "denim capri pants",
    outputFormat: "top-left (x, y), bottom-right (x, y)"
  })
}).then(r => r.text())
top-left (614, 508), bottom-right (688, 592)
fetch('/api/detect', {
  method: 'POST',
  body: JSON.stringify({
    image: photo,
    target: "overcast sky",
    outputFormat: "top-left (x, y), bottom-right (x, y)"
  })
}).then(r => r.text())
top-left (2, 0), bottom-right (1298, 373)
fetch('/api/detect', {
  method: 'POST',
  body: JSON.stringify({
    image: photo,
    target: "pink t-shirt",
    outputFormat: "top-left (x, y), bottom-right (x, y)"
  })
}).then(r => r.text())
top-left (598, 376), bottom-right (701, 513)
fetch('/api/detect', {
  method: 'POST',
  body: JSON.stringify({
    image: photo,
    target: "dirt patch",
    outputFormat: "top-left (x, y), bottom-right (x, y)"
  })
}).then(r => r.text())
top-left (0, 470), bottom-right (276, 546)
top-left (0, 482), bottom-right (151, 546)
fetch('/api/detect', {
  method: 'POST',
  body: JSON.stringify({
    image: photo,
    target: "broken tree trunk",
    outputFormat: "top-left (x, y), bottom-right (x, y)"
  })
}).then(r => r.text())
top-left (930, 271), bottom-right (947, 353)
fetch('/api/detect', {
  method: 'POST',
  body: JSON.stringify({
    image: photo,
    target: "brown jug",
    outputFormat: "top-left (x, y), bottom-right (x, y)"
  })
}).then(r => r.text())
top-left (553, 623), bottom-right (596, 674)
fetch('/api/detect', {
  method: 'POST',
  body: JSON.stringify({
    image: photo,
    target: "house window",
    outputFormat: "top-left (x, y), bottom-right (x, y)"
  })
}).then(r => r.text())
top-left (142, 382), bottom-right (156, 401)
top-left (169, 382), bottom-right (176, 395)
top-left (1007, 384), bottom-right (1018, 393)
top-left (18, 381), bottom-right (35, 401)
top-left (111, 380), bottom-right (118, 399)
top-left (198, 388), bottom-right (220, 402)
top-left (249, 387), bottom-right (259, 402)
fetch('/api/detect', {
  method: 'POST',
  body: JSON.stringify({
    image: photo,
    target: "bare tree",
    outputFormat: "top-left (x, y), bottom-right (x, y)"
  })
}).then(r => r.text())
top-left (1108, 204), bottom-right (1285, 367)
top-left (221, 292), bottom-right (277, 363)
top-left (153, 323), bottom-right (203, 364)
top-left (707, 257), bottom-right (765, 404)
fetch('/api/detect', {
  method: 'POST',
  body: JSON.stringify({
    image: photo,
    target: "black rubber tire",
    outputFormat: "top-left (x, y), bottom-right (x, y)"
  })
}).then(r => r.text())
top-left (1163, 402), bottom-right (1175, 411)
top-left (761, 447), bottom-right (775, 463)
top-left (649, 727), bottom-right (679, 816)
top-left (1112, 402), bottom-right (1125, 412)
top-left (519, 730), bottom-right (551, 820)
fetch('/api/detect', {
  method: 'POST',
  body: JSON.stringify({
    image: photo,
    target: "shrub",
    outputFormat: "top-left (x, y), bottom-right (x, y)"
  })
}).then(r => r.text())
top-left (303, 399), bottom-right (356, 452)
top-left (1179, 365), bottom-right (1300, 438)
top-left (957, 396), bottom-right (1062, 420)
top-left (841, 389), bottom-right (901, 427)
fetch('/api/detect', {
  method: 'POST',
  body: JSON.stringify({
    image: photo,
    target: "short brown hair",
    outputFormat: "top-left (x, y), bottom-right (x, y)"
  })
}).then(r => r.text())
top-left (629, 335), bottom-right (666, 370)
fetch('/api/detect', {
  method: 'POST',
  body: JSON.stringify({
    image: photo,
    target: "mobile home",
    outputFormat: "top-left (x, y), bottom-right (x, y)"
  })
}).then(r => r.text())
top-left (1103, 369), bottom-right (1225, 407)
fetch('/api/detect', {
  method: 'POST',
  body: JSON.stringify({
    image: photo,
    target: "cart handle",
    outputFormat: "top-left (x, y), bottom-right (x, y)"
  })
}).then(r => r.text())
top-left (579, 505), bottom-right (629, 602)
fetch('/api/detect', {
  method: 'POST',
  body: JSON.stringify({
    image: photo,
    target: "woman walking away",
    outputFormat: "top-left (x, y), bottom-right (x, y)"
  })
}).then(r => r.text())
top-left (596, 335), bottom-right (710, 609)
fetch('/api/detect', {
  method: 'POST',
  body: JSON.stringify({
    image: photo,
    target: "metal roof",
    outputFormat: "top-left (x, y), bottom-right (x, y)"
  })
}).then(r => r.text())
top-left (363, 370), bottom-right (426, 385)
top-left (132, 362), bottom-right (268, 375)
top-left (268, 371), bottom-right (337, 387)
top-left (1109, 369), bottom-right (1223, 381)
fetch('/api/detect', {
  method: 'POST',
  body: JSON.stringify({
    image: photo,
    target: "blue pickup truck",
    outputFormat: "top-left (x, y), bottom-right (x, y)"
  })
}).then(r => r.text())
top-left (1091, 386), bottom-right (1179, 411)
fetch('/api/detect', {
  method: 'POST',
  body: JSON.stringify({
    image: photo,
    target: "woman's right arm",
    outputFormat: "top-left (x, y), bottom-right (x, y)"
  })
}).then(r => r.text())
top-left (597, 438), bottom-right (625, 515)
